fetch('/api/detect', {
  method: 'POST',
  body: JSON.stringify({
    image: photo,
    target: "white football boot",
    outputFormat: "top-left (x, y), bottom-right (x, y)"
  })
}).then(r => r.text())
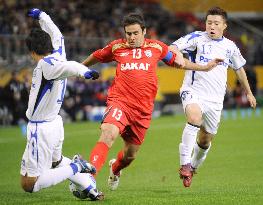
top-left (108, 159), bottom-right (122, 190)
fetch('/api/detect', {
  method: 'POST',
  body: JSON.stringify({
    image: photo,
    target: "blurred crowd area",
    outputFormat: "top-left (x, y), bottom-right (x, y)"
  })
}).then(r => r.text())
top-left (1, 0), bottom-right (184, 65)
top-left (0, 0), bottom-right (262, 125)
top-left (1, 0), bottom-right (263, 65)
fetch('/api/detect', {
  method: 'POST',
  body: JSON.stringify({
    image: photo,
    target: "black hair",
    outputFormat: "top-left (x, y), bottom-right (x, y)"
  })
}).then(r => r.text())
top-left (25, 28), bottom-right (53, 55)
top-left (206, 7), bottom-right (228, 22)
top-left (122, 12), bottom-right (146, 31)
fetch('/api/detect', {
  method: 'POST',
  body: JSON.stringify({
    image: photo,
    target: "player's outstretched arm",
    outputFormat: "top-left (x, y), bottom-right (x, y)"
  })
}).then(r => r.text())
top-left (43, 61), bottom-right (99, 81)
top-left (182, 58), bottom-right (224, 71)
top-left (82, 54), bottom-right (100, 67)
top-left (235, 67), bottom-right (257, 108)
top-left (162, 49), bottom-right (222, 71)
top-left (27, 8), bottom-right (65, 58)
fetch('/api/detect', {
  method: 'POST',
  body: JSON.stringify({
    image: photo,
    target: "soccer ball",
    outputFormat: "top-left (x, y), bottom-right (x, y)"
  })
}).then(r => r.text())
top-left (69, 173), bottom-right (96, 200)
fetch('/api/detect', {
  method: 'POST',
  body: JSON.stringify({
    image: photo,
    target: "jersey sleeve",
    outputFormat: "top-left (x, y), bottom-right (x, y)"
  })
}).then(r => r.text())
top-left (39, 12), bottom-right (66, 59)
top-left (171, 31), bottom-right (201, 52)
top-left (42, 60), bottom-right (90, 80)
top-left (92, 41), bottom-right (114, 63)
top-left (158, 41), bottom-right (177, 66)
top-left (26, 67), bottom-right (41, 119)
top-left (229, 44), bottom-right (246, 70)
top-left (159, 41), bottom-right (169, 60)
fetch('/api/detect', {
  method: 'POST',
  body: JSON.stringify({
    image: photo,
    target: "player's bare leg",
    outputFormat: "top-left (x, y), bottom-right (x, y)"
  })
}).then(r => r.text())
top-left (191, 127), bottom-right (213, 170)
top-left (108, 141), bottom-right (140, 190)
top-left (89, 123), bottom-right (119, 174)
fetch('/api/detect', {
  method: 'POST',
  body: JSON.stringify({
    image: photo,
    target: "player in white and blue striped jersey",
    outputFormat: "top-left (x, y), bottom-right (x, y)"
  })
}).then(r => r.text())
top-left (169, 7), bottom-right (257, 187)
top-left (20, 8), bottom-right (104, 200)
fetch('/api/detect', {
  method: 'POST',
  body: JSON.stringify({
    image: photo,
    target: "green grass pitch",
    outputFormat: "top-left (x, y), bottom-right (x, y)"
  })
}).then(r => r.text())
top-left (0, 110), bottom-right (262, 205)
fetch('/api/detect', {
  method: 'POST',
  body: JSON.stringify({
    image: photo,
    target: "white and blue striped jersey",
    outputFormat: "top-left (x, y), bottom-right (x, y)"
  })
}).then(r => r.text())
top-left (26, 12), bottom-right (90, 122)
top-left (171, 31), bottom-right (246, 103)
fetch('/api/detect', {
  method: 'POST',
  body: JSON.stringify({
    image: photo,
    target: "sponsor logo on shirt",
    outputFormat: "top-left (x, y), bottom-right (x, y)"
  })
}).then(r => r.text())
top-left (199, 55), bottom-right (228, 67)
top-left (119, 52), bottom-right (129, 57)
top-left (121, 62), bottom-right (150, 71)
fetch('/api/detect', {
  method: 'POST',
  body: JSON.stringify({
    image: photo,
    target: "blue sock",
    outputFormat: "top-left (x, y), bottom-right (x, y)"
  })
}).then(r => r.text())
top-left (84, 185), bottom-right (94, 193)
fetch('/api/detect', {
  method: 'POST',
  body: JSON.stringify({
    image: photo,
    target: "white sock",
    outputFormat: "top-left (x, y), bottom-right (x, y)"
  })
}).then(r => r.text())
top-left (179, 123), bottom-right (200, 165)
top-left (57, 156), bottom-right (96, 190)
top-left (33, 164), bottom-right (76, 192)
top-left (191, 142), bottom-right (211, 169)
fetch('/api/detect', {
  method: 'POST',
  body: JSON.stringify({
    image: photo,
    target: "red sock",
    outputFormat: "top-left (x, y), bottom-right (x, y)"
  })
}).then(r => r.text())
top-left (112, 150), bottom-right (133, 176)
top-left (89, 142), bottom-right (109, 174)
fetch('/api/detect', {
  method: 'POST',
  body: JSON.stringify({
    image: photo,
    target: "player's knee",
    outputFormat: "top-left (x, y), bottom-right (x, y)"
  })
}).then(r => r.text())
top-left (185, 105), bottom-right (202, 124)
top-left (100, 132), bottom-right (116, 147)
top-left (21, 177), bottom-right (35, 193)
top-left (100, 125), bottom-right (119, 147)
top-left (52, 156), bottom-right (63, 168)
top-left (187, 115), bottom-right (202, 125)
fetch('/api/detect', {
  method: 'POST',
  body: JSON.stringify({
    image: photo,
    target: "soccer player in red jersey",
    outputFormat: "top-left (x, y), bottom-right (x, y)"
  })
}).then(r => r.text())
top-left (82, 12), bottom-right (222, 190)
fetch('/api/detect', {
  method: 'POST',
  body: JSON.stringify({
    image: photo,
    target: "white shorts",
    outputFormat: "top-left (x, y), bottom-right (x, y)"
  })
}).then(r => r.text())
top-left (20, 115), bottom-right (64, 177)
top-left (180, 88), bottom-right (223, 135)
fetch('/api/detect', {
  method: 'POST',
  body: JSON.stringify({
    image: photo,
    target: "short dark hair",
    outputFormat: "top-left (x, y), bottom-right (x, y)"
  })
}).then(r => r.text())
top-left (206, 7), bottom-right (228, 22)
top-left (122, 12), bottom-right (146, 31)
top-left (26, 28), bottom-right (53, 55)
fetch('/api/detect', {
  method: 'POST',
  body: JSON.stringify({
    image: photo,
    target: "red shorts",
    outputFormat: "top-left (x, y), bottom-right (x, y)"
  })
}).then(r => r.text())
top-left (102, 102), bottom-right (150, 145)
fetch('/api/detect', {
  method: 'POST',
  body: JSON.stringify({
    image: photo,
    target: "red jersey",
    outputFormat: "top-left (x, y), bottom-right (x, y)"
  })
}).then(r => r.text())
top-left (93, 38), bottom-right (172, 115)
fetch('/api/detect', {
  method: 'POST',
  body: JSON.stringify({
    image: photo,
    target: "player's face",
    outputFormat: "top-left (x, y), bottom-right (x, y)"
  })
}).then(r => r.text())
top-left (124, 24), bottom-right (146, 48)
top-left (206, 15), bottom-right (227, 39)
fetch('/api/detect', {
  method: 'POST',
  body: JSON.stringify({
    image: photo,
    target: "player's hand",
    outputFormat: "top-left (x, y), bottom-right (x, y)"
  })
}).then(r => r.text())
top-left (204, 58), bottom-right (224, 71)
top-left (84, 70), bottom-right (99, 80)
top-left (27, 8), bottom-right (42, 20)
top-left (247, 93), bottom-right (257, 109)
top-left (174, 52), bottom-right (185, 68)
top-left (169, 45), bottom-right (185, 68)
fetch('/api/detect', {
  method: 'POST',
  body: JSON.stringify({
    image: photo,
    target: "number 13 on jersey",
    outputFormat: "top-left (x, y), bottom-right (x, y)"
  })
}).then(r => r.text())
top-left (132, 49), bottom-right (142, 59)
top-left (112, 108), bottom-right (122, 121)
